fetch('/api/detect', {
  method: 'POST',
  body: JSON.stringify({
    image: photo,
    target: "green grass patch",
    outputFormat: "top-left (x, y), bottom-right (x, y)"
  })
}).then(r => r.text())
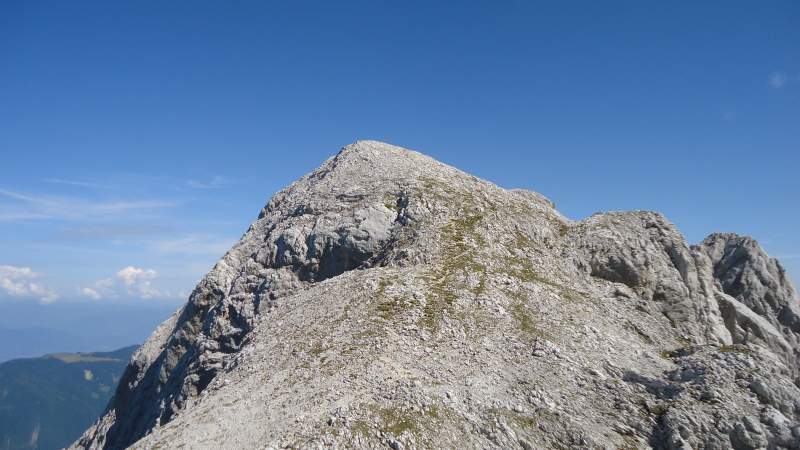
top-left (659, 350), bottom-right (674, 359)
top-left (350, 419), bottom-right (372, 438)
top-left (419, 211), bottom-right (487, 329)
top-left (504, 290), bottom-right (549, 338)
top-left (556, 221), bottom-right (570, 237)
top-left (510, 302), bottom-right (543, 337)
top-left (383, 194), bottom-right (399, 212)
top-left (719, 344), bottom-right (752, 355)
top-left (374, 277), bottom-right (419, 322)
top-left (496, 254), bottom-right (559, 288)
top-left (371, 404), bottom-right (453, 439)
top-left (497, 255), bottom-right (587, 304)
top-left (309, 342), bottom-right (325, 356)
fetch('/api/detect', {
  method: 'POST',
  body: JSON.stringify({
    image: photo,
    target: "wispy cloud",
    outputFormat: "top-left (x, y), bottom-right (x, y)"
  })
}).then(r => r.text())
top-left (186, 175), bottom-right (230, 190)
top-left (768, 72), bottom-right (788, 89)
top-left (0, 265), bottom-right (59, 304)
top-left (0, 188), bottom-right (175, 222)
top-left (81, 266), bottom-right (180, 300)
top-left (81, 286), bottom-right (103, 300)
top-left (56, 224), bottom-right (174, 240)
top-left (0, 212), bottom-right (53, 221)
top-left (43, 178), bottom-right (110, 190)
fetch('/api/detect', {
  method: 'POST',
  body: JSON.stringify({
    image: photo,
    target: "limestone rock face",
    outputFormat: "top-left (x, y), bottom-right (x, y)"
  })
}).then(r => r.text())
top-left (569, 211), bottom-right (731, 344)
top-left (72, 141), bottom-right (800, 450)
top-left (697, 233), bottom-right (800, 370)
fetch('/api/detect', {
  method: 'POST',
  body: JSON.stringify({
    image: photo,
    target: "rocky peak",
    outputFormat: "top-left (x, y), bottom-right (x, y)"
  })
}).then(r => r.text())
top-left (699, 233), bottom-right (798, 316)
top-left (696, 233), bottom-right (800, 370)
top-left (74, 142), bottom-right (800, 450)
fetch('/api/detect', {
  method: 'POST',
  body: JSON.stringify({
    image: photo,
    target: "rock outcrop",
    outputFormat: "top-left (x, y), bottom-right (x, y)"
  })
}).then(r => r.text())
top-left (72, 141), bottom-right (800, 450)
top-left (698, 233), bottom-right (800, 371)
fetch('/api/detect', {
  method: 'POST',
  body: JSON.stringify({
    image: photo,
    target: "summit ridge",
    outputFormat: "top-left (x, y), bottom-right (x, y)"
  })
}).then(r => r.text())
top-left (73, 141), bottom-right (800, 450)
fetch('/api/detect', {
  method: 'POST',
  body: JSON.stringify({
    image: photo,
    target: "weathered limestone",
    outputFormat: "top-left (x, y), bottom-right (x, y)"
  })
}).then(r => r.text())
top-left (72, 141), bottom-right (800, 450)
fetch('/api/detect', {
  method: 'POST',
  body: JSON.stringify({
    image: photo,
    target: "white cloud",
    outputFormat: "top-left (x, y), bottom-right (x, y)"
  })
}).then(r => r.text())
top-left (82, 266), bottom-right (177, 300)
top-left (186, 175), bottom-right (229, 189)
top-left (116, 266), bottom-right (157, 286)
top-left (42, 178), bottom-right (109, 189)
top-left (80, 277), bottom-right (116, 301)
top-left (0, 212), bottom-right (52, 221)
top-left (769, 72), bottom-right (788, 89)
top-left (57, 224), bottom-right (172, 239)
top-left (81, 287), bottom-right (103, 300)
top-left (0, 265), bottom-right (59, 304)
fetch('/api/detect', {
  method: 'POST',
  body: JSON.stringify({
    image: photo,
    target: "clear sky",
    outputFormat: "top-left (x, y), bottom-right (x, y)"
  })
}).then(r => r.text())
top-left (1, 0), bottom-right (798, 317)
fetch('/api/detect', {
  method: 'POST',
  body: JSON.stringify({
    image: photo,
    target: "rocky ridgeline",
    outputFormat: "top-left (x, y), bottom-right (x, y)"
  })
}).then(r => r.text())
top-left (73, 141), bottom-right (800, 450)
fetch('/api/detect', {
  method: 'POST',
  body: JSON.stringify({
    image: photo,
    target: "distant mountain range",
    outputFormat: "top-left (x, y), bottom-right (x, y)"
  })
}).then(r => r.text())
top-left (0, 301), bottom-right (178, 363)
top-left (0, 346), bottom-right (136, 450)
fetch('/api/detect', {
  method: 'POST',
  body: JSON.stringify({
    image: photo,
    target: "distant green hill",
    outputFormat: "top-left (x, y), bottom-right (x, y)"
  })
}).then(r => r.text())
top-left (0, 345), bottom-right (136, 450)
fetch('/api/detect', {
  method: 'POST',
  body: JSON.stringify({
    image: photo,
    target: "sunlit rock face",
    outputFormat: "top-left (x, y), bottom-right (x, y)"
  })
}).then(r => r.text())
top-left (73, 141), bottom-right (800, 450)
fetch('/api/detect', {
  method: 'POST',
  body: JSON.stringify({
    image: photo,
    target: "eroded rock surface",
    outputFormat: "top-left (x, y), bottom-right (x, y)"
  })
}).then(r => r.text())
top-left (698, 233), bottom-right (800, 372)
top-left (72, 141), bottom-right (800, 450)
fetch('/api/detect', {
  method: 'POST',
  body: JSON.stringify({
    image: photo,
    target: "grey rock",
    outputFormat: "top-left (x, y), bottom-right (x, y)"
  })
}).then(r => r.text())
top-left (698, 233), bottom-right (800, 373)
top-left (70, 141), bottom-right (800, 450)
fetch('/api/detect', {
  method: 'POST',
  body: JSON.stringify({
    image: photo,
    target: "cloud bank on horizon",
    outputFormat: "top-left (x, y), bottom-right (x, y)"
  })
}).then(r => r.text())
top-left (0, 265), bottom-right (59, 304)
top-left (81, 266), bottom-right (186, 301)
top-left (0, 262), bottom-right (185, 303)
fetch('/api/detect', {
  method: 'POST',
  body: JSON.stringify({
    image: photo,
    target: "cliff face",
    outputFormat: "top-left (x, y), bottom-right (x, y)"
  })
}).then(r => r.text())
top-left (698, 233), bottom-right (800, 358)
top-left (73, 141), bottom-right (800, 450)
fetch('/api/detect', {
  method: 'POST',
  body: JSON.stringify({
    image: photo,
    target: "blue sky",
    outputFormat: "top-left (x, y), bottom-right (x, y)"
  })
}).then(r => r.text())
top-left (1, 0), bottom-right (798, 313)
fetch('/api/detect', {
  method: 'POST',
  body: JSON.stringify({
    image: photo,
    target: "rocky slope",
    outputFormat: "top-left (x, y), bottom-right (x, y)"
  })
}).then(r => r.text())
top-left (73, 141), bottom-right (799, 450)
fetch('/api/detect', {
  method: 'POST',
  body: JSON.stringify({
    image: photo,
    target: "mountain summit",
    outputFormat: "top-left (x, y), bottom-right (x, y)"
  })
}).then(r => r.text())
top-left (74, 141), bottom-right (800, 449)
